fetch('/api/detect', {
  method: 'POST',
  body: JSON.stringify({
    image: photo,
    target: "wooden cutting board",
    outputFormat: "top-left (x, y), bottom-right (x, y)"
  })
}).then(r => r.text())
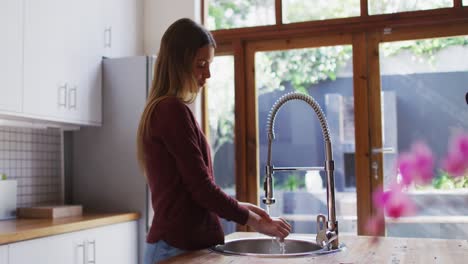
top-left (17, 205), bottom-right (83, 219)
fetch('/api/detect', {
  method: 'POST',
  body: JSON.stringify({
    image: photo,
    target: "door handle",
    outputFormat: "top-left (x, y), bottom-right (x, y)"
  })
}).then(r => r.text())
top-left (104, 27), bottom-right (112, 48)
top-left (77, 242), bottom-right (86, 264)
top-left (57, 83), bottom-right (67, 107)
top-left (371, 147), bottom-right (394, 180)
top-left (87, 240), bottom-right (96, 264)
top-left (68, 86), bottom-right (77, 110)
top-left (371, 147), bottom-right (395, 154)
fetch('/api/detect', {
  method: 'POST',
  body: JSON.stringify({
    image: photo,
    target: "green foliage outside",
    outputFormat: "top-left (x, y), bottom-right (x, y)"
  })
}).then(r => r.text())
top-left (282, 0), bottom-right (360, 23)
top-left (381, 37), bottom-right (468, 64)
top-left (431, 171), bottom-right (468, 190)
top-left (208, 0), bottom-right (252, 30)
top-left (278, 173), bottom-right (306, 191)
top-left (208, 0), bottom-right (274, 30)
top-left (255, 46), bottom-right (352, 95)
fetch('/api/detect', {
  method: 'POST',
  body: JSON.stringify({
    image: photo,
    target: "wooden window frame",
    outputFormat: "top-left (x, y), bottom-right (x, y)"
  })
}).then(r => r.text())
top-left (201, 0), bottom-right (468, 235)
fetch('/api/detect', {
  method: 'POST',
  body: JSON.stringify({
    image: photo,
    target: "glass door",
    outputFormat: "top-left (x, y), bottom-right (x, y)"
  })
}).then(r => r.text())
top-left (205, 54), bottom-right (237, 234)
top-left (371, 32), bottom-right (468, 239)
top-left (249, 37), bottom-right (359, 235)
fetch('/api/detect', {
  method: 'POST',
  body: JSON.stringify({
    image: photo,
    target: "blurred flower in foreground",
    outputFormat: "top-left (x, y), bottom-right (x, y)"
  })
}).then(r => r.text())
top-left (367, 132), bottom-right (468, 245)
top-left (373, 184), bottom-right (417, 219)
top-left (397, 141), bottom-right (434, 186)
top-left (365, 215), bottom-right (384, 245)
top-left (443, 132), bottom-right (468, 177)
top-left (366, 184), bottom-right (417, 241)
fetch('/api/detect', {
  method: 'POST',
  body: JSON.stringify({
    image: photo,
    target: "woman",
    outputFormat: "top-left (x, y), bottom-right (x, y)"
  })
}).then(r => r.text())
top-left (137, 18), bottom-right (291, 264)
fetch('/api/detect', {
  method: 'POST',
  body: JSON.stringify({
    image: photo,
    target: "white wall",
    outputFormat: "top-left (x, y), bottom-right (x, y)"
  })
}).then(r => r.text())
top-left (143, 0), bottom-right (200, 55)
top-left (143, 0), bottom-right (202, 121)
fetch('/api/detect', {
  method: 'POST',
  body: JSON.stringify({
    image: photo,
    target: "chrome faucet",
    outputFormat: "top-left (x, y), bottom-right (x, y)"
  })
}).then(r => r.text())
top-left (263, 92), bottom-right (339, 250)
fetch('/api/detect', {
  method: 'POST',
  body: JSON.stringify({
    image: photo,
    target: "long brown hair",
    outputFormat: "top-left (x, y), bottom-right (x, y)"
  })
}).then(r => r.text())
top-left (137, 18), bottom-right (216, 176)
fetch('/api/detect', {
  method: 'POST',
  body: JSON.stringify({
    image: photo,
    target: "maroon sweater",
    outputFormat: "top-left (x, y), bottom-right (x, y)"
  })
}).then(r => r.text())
top-left (145, 97), bottom-right (249, 250)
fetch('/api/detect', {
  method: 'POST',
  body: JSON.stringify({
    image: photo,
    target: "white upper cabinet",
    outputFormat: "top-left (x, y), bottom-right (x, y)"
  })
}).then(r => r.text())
top-left (66, 0), bottom-right (104, 124)
top-left (103, 0), bottom-right (143, 58)
top-left (0, 0), bottom-right (141, 126)
top-left (23, 0), bottom-right (104, 125)
top-left (0, 0), bottom-right (23, 113)
top-left (23, 0), bottom-right (72, 122)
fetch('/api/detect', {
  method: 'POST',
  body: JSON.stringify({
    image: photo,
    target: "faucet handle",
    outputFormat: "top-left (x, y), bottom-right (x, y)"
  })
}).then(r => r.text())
top-left (316, 229), bottom-right (328, 248)
top-left (316, 214), bottom-right (327, 233)
top-left (316, 214), bottom-right (328, 247)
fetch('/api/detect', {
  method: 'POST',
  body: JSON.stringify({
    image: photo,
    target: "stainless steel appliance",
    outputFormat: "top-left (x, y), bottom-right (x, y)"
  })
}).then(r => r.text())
top-left (70, 56), bottom-right (155, 263)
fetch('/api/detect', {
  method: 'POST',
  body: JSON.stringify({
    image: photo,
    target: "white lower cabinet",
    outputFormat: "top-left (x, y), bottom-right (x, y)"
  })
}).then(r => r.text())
top-left (9, 231), bottom-right (75, 264)
top-left (8, 221), bottom-right (137, 264)
top-left (0, 244), bottom-right (8, 264)
top-left (92, 221), bottom-right (139, 263)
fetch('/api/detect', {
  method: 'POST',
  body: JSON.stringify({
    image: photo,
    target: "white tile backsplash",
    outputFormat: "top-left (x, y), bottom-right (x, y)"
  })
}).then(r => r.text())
top-left (0, 126), bottom-right (62, 207)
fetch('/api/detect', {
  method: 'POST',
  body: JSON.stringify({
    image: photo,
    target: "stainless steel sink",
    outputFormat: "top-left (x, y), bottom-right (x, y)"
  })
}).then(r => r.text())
top-left (211, 237), bottom-right (344, 257)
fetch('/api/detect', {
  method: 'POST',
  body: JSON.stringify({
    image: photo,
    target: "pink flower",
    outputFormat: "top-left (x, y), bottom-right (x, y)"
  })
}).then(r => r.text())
top-left (398, 153), bottom-right (416, 186)
top-left (443, 152), bottom-right (466, 177)
top-left (443, 133), bottom-right (468, 177)
top-left (454, 133), bottom-right (468, 159)
top-left (373, 185), bottom-right (416, 219)
top-left (397, 142), bottom-right (434, 186)
top-left (366, 215), bottom-right (384, 235)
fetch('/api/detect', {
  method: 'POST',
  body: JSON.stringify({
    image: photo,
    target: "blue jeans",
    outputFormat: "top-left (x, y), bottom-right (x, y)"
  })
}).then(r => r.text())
top-left (144, 240), bottom-right (186, 264)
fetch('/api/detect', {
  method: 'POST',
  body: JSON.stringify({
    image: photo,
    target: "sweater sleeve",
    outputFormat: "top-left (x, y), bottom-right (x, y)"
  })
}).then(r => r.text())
top-left (153, 98), bottom-right (249, 225)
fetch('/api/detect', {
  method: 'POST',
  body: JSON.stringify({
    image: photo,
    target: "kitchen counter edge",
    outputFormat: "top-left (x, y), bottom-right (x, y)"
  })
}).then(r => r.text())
top-left (0, 212), bottom-right (140, 244)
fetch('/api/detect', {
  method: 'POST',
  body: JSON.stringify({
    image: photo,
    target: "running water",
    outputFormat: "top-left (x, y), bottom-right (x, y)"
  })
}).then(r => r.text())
top-left (278, 239), bottom-right (286, 254)
top-left (266, 204), bottom-right (287, 254)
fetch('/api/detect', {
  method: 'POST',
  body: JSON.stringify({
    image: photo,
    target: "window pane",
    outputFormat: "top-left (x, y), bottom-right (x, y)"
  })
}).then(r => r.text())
top-left (379, 36), bottom-right (468, 239)
top-left (207, 0), bottom-right (275, 30)
top-left (255, 45), bottom-right (356, 235)
top-left (369, 0), bottom-right (453, 15)
top-left (207, 55), bottom-right (237, 234)
top-left (282, 0), bottom-right (360, 23)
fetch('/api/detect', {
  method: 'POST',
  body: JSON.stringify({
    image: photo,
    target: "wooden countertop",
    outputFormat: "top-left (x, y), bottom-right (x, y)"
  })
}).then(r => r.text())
top-left (0, 212), bottom-right (140, 245)
top-left (161, 232), bottom-right (468, 264)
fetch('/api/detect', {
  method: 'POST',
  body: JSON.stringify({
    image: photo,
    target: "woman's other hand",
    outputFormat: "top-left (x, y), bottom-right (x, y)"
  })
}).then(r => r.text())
top-left (238, 202), bottom-right (271, 221)
top-left (246, 210), bottom-right (292, 239)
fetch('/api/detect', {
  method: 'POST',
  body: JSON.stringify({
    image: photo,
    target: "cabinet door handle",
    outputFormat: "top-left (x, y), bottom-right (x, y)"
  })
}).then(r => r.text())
top-left (109, 27), bottom-right (112, 48)
top-left (68, 86), bottom-right (77, 110)
top-left (88, 240), bottom-right (96, 264)
top-left (57, 83), bottom-right (67, 107)
top-left (77, 242), bottom-right (86, 264)
top-left (104, 28), bottom-right (109, 47)
top-left (104, 27), bottom-right (112, 48)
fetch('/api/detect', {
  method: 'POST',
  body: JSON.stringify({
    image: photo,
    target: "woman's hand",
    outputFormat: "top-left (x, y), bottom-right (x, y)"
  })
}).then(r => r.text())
top-left (238, 202), bottom-right (271, 221)
top-left (245, 210), bottom-right (292, 239)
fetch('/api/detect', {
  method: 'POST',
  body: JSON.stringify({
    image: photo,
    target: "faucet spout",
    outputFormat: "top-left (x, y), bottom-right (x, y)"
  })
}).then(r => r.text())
top-left (263, 92), bottom-right (339, 249)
